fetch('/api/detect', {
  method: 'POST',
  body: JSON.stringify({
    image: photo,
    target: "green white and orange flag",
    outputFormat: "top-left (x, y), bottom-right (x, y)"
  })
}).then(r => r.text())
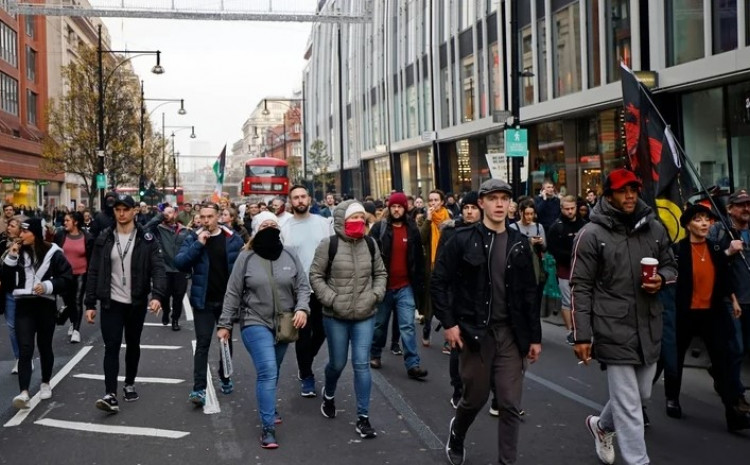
top-left (211, 144), bottom-right (226, 202)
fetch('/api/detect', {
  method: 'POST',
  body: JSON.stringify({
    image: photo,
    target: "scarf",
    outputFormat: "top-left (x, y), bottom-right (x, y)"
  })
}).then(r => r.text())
top-left (430, 207), bottom-right (450, 268)
top-left (252, 227), bottom-right (283, 260)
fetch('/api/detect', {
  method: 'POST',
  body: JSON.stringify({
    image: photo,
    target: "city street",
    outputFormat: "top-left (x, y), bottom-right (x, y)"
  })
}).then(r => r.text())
top-left (0, 300), bottom-right (748, 465)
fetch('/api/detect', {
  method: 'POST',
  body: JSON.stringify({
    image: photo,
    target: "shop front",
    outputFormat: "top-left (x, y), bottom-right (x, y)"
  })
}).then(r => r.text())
top-left (364, 155), bottom-right (391, 200)
top-left (397, 146), bottom-right (434, 198)
top-left (436, 131), bottom-right (503, 196)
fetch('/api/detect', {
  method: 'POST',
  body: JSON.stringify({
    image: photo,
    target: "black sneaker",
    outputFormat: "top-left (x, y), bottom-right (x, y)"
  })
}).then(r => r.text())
top-left (260, 427), bottom-right (279, 449)
top-left (96, 393), bottom-right (119, 413)
top-left (320, 388), bottom-right (336, 418)
top-left (407, 366), bottom-right (428, 380)
top-left (450, 388), bottom-right (461, 409)
top-left (566, 331), bottom-right (575, 346)
top-left (445, 417), bottom-right (465, 465)
top-left (123, 385), bottom-right (139, 402)
top-left (390, 344), bottom-right (403, 356)
top-left (489, 398), bottom-right (499, 416)
top-left (356, 416), bottom-right (377, 439)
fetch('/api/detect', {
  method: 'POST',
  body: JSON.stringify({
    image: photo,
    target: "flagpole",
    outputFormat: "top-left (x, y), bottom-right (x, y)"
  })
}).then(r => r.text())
top-left (622, 63), bottom-right (750, 272)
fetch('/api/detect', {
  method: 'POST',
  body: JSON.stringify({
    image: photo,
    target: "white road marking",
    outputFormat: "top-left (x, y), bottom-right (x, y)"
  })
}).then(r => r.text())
top-left (34, 418), bottom-right (189, 439)
top-left (143, 322), bottom-right (169, 327)
top-left (4, 346), bottom-right (93, 428)
top-left (73, 374), bottom-right (184, 384)
top-left (183, 295), bottom-right (193, 321)
top-left (192, 340), bottom-right (220, 414)
top-left (121, 344), bottom-right (181, 350)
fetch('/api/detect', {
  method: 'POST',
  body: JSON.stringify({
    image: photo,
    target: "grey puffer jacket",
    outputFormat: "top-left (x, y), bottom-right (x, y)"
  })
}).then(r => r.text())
top-left (309, 199), bottom-right (387, 321)
top-left (570, 196), bottom-right (677, 365)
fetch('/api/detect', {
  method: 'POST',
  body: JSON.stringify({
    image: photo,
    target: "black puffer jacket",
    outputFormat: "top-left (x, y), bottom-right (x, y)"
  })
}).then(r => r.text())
top-left (431, 221), bottom-right (541, 354)
top-left (84, 225), bottom-right (167, 309)
top-left (369, 218), bottom-right (425, 299)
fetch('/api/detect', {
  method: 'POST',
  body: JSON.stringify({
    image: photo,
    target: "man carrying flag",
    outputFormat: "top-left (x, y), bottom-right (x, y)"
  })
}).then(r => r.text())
top-left (211, 145), bottom-right (227, 203)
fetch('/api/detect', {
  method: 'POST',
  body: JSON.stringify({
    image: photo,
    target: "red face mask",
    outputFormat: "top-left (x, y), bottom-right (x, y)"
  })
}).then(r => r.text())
top-left (344, 220), bottom-right (366, 239)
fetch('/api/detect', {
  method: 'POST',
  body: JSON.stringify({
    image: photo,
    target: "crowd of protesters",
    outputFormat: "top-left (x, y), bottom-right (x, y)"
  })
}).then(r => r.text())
top-left (1, 169), bottom-right (750, 463)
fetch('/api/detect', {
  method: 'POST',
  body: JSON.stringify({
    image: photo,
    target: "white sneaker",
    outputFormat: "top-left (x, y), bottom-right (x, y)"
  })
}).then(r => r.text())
top-left (12, 392), bottom-right (30, 409)
top-left (40, 383), bottom-right (52, 400)
top-left (586, 415), bottom-right (615, 464)
top-left (70, 330), bottom-right (81, 343)
top-left (67, 324), bottom-right (74, 336)
top-left (11, 359), bottom-right (18, 374)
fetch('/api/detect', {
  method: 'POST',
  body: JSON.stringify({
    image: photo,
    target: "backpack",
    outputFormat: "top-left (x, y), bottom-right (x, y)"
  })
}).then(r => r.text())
top-left (325, 234), bottom-right (376, 280)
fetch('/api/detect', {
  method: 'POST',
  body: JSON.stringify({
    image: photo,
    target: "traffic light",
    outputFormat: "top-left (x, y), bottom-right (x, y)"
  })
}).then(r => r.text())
top-left (139, 180), bottom-right (146, 197)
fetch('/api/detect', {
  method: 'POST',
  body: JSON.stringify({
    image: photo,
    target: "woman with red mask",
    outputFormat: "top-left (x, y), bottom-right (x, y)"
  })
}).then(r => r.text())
top-left (309, 199), bottom-right (387, 440)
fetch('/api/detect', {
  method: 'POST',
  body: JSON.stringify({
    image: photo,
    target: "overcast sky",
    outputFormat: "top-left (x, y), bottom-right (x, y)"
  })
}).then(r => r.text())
top-left (102, 17), bottom-right (311, 169)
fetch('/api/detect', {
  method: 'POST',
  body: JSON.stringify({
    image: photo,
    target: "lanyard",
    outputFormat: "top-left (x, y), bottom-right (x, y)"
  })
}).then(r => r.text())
top-left (115, 228), bottom-right (136, 286)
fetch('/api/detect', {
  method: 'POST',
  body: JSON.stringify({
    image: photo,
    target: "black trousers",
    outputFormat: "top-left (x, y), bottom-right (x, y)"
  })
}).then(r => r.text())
top-left (15, 298), bottom-right (56, 392)
top-left (295, 293), bottom-right (326, 380)
top-left (193, 300), bottom-right (232, 390)
top-left (101, 300), bottom-right (147, 394)
top-left (163, 272), bottom-right (188, 323)
top-left (62, 273), bottom-right (86, 331)
top-left (665, 309), bottom-right (734, 407)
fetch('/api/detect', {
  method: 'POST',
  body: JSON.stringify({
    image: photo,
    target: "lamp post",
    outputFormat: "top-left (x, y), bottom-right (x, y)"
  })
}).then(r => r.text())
top-left (166, 125), bottom-right (196, 197)
top-left (139, 80), bottom-right (186, 199)
top-left (97, 24), bottom-right (163, 207)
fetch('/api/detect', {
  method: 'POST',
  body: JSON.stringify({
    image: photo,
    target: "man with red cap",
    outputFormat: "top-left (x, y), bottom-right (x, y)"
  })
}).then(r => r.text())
top-left (571, 168), bottom-right (677, 465)
top-left (368, 192), bottom-right (428, 379)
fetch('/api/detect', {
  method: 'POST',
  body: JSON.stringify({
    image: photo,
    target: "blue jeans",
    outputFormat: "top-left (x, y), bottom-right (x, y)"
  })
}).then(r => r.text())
top-left (371, 286), bottom-right (420, 370)
top-left (726, 302), bottom-right (750, 397)
top-left (4, 293), bottom-right (19, 359)
top-left (241, 325), bottom-right (288, 429)
top-left (323, 315), bottom-right (375, 417)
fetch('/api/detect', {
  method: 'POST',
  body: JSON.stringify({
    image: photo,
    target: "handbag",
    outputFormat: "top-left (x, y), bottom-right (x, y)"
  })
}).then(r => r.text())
top-left (262, 258), bottom-right (298, 344)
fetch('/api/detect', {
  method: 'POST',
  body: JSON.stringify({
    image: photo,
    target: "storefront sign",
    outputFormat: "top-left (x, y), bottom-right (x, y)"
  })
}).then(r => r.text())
top-left (96, 173), bottom-right (107, 189)
top-left (2, 178), bottom-right (13, 184)
top-left (37, 180), bottom-right (49, 186)
top-left (504, 129), bottom-right (528, 157)
top-left (485, 153), bottom-right (509, 180)
top-left (421, 131), bottom-right (436, 142)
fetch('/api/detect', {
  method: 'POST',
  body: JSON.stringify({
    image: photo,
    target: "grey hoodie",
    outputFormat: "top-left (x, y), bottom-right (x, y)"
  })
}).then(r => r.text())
top-left (570, 196), bottom-right (677, 365)
top-left (309, 199), bottom-right (387, 321)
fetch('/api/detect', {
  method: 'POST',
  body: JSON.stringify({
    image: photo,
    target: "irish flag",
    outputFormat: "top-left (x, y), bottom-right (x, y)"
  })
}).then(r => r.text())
top-left (211, 144), bottom-right (226, 202)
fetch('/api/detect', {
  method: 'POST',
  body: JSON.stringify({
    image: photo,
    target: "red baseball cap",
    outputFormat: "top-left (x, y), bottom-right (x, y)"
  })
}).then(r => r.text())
top-left (604, 169), bottom-right (642, 194)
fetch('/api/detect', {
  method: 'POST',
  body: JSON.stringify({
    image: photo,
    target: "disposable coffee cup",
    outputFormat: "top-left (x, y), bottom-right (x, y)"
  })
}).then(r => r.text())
top-left (640, 258), bottom-right (659, 284)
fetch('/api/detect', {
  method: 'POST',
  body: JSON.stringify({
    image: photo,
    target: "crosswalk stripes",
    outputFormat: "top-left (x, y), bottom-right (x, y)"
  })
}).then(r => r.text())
top-left (34, 418), bottom-right (190, 438)
top-left (72, 374), bottom-right (185, 384)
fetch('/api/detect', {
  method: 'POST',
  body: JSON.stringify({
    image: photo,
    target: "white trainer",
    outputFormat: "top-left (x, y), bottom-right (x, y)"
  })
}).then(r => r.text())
top-left (586, 415), bottom-right (615, 464)
top-left (12, 392), bottom-right (30, 409)
top-left (11, 359), bottom-right (18, 374)
top-left (70, 330), bottom-right (81, 343)
top-left (40, 383), bottom-right (52, 400)
top-left (67, 324), bottom-right (74, 336)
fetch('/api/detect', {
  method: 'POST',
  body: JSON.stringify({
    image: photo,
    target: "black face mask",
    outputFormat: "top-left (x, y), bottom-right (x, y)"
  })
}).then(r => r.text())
top-left (252, 227), bottom-right (283, 260)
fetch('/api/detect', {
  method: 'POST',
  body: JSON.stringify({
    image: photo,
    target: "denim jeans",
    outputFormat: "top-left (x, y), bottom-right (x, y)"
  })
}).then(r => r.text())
top-left (371, 286), bottom-right (420, 370)
top-left (241, 325), bottom-right (288, 429)
top-left (323, 315), bottom-right (375, 417)
top-left (4, 293), bottom-right (19, 358)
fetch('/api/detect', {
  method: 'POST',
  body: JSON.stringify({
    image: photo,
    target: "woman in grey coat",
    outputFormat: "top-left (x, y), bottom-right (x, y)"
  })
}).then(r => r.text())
top-left (217, 211), bottom-right (310, 449)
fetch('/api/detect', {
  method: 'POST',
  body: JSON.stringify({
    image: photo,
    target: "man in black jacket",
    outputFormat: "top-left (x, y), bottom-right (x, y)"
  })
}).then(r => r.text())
top-left (368, 192), bottom-right (427, 380)
top-left (432, 179), bottom-right (541, 465)
top-left (85, 194), bottom-right (166, 414)
top-left (546, 195), bottom-right (585, 345)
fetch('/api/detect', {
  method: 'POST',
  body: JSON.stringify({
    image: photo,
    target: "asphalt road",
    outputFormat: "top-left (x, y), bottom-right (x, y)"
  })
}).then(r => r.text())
top-left (0, 302), bottom-right (748, 465)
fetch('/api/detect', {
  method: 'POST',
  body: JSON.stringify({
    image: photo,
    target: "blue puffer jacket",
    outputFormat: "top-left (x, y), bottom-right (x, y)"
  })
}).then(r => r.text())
top-left (175, 225), bottom-right (244, 310)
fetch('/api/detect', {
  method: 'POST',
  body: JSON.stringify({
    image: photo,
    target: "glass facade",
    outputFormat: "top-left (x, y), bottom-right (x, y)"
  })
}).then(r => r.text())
top-left (490, 42), bottom-right (503, 111)
top-left (553, 2), bottom-right (582, 98)
top-left (368, 156), bottom-right (392, 199)
top-left (683, 88), bottom-right (728, 188)
top-left (532, 121), bottom-right (565, 192)
top-left (587, 0), bottom-right (602, 88)
top-left (667, 0), bottom-right (705, 66)
top-left (607, 0), bottom-right (631, 83)
top-left (462, 57), bottom-right (474, 122)
top-left (400, 148), bottom-right (434, 197)
top-left (727, 81), bottom-right (750, 188)
top-left (712, 0), bottom-right (738, 54)
top-left (538, 18), bottom-right (548, 102)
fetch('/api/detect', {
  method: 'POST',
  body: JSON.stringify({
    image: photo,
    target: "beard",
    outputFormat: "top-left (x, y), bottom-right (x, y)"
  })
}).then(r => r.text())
top-left (390, 214), bottom-right (405, 224)
top-left (293, 203), bottom-right (309, 214)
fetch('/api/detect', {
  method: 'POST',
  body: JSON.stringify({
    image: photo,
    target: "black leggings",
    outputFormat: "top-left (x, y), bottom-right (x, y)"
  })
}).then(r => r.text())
top-left (15, 298), bottom-right (56, 392)
top-left (62, 274), bottom-right (86, 331)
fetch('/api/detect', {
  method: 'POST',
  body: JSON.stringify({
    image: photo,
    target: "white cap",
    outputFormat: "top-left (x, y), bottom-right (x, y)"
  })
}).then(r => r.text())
top-left (344, 202), bottom-right (366, 220)
top-left (251, 211), bottom-right (279, 236)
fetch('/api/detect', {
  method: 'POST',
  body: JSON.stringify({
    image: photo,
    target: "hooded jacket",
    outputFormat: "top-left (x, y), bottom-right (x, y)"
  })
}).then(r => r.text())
top-left (570, 196), bottom-right (677, 365)
top-left (84, 225), bottom-right (167, 309)
top-left (175, 224), bottom-right (244, 310)
top-left (309, 199), bottom-right (387, 321)
top-left (430, 221), bottom-right (541, 355)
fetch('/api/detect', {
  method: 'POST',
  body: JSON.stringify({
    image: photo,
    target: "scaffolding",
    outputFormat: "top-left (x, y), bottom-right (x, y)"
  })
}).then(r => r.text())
top-left (6, 0), bottom-right (371, 23)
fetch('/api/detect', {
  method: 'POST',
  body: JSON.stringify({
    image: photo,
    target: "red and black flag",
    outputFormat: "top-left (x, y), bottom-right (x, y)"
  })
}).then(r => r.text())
top-left (621, 63), bottom-right (696, 242)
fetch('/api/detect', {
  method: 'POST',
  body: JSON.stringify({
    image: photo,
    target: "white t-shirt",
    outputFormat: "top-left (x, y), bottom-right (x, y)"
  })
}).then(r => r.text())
top-left (110, 230), bottom-right (135, 304)
top-left (281, 214), bottom-right (332, 274)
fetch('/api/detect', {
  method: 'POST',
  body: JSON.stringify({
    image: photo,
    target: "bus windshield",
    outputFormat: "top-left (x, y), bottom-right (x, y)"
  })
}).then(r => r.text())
top-left (246, 165), bottom-right (287, 177)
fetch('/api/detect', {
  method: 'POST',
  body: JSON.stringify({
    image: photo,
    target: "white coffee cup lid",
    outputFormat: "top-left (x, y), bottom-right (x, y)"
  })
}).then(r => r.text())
top-left (640, 257), bottom-right (659, 265)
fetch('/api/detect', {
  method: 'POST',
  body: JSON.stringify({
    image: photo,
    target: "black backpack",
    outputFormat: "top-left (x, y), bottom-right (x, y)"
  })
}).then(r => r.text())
top-left (325, 234), bottom-right (376, 280)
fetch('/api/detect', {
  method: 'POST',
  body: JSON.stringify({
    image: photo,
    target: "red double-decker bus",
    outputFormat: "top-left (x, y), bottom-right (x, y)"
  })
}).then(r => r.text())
top-left (242, 157), bottom-right (289, 197)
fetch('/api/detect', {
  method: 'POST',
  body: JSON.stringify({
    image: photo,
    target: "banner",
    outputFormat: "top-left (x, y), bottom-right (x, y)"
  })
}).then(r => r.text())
top-left (211, 144), bottom-right (227, 202)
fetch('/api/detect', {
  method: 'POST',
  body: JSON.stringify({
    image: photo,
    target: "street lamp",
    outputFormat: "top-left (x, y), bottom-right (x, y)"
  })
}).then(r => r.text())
top-left (97, 23), bottom-right (163, 207)
top-left (164, 124), bottom-right (197, 193)
top-left (138, 80), bottom-right (187, 199)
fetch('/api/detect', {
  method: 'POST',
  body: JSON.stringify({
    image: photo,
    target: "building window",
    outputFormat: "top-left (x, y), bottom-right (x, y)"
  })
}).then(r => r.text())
top-left (0, 72), bottom-right (19, 115)
top-left (1, 21), bottom-right (18, 67)
top-left (538, 18), bottom-right (548, 102)
top-left (521, 26), bottom-right (534, 105)
top-left (441, 66), bottom-right (451, 128)
top-left (553, 3), bottom-right (582, 98)
top-left (459, 0), bottom-right (475, 31)
top-left (461, 57), bottom-right (474, 122)
top-left (26, 46), bottom-right (36, 82)
top-left (27, 89), bottom-right (37, 125)
top-left (489, 43), bottom-right (503, 112)
top-left (607, 0), bottom-right (631, 83)
top-left (747, 0), bottom-right (750, 45)
top-left (25, 16), bottom-right (35, 38)
top-left (407, 84), bottom-right (418, 137)
top-left (728, 81), bottom-right (750, 188)
top-left (532, 121), bottom-right (565, 193)
top-left (587, 0), bottom-right (602, 88)
top-left (712, 0), bottom-right (737, 54)
top-left (667, 0), bottom-right (705, 66)
top-left (682, 87), bottom-right (728, 188)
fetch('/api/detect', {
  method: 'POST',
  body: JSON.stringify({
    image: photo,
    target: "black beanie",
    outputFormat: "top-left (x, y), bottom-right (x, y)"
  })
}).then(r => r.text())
top-left (21, 218), bottom-right (44, 243)
top-left (460, 191), bottom-right (480, 209)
